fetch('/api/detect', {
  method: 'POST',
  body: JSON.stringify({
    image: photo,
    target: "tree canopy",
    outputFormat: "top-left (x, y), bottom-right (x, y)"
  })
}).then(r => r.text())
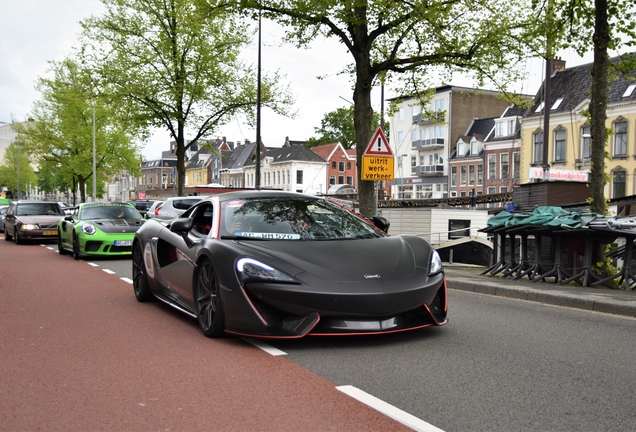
top-left (307, 106), bottom-right (386, 150)
top-left (80, 0), bottom-right (294, 196)
top-left (0, 142), bottom-right (36, 199)
top-left (13, 58), bottom-right (141, 203)
top-left (240, 0), bottom-right (534, 217)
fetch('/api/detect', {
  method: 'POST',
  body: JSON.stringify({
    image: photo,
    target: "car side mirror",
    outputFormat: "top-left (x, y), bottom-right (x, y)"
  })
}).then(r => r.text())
top-left (169, 217), bottom-right (195, 248)
top-left (64, 215), bottom-right (73, 221)
top-left (372, 216), bottom-right (390, 233)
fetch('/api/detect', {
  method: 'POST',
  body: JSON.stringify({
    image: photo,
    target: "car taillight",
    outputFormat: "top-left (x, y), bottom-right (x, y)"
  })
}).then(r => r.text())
top-left (155, 205), bottom-right (162, 215)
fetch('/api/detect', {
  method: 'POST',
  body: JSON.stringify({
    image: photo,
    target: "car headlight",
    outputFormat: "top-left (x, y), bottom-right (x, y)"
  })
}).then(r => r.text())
top-left (82, 224), bottom-right (96, 235)
top-left (22, 224), bottom-right (39, 230)
top-left (429, 250), bottom-right (443, 275)
top-left (236, 258), bottom-right (294, 283)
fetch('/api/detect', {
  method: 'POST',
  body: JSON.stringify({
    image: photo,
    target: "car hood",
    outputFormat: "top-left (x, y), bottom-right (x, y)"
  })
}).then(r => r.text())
top-left (237, 236), bottom-right (422, 282)
top-left (17, 215), bottom-right (64, 226)
top-left (85, 218), bottom-right (144, 233)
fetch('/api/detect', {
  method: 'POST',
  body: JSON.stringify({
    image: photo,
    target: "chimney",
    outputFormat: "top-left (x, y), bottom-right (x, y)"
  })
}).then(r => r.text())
top-left (551, 57), bottom-right (566, 75)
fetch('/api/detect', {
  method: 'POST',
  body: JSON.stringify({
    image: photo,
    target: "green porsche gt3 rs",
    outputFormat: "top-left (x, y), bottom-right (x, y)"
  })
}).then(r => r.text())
top-left (58, 202), bottom-right (145, 259)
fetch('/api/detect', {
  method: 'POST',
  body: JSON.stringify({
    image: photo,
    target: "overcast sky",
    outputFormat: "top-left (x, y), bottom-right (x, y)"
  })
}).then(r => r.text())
top-left (1, 0), bottom-right (598, 160)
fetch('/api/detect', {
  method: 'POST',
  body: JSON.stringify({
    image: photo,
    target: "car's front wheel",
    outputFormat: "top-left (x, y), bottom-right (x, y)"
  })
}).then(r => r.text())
top-left (58, 233), bottom-right (68, 255)
top-left (13, 229), bottom-right (21, 245)
top-left (72, 233), bottom-right (80, 260)
top-left (195, 258), bottom-right (225, 338)
top-left (132, 241), bottom-right (153, 302)
top-left (4, 228), bottom-right (12, 241)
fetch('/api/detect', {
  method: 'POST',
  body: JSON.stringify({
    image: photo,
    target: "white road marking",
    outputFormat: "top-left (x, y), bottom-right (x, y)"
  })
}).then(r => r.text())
top-left (121, 277), bottom-right (133, 284)
top-left (102, 269), bottom-right (116, 274)
top-left (88, 262), bottom-right (99, 267)
top-left (336, 385), bottom-right (445, 432)
top-left (242, 337), bottom-right (287, 356)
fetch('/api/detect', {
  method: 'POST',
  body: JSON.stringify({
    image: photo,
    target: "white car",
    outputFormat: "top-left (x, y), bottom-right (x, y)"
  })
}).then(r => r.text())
top-left (144, 200), bottom-right (164, 219)
top-left (152, 196), bottom-right (205, 220)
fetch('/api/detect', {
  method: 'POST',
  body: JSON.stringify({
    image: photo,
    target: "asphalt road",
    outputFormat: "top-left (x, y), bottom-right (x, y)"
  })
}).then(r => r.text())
top-left (3, 240), bottom-right (636, 431)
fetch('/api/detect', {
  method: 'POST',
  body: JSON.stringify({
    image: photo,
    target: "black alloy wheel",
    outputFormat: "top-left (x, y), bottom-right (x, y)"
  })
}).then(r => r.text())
top-left (13, 228), bottom-right (21, 245)
top-left (57, 233), bottom-right (68, 255)
top-left (132, 241), bottom-right (153, 302)
top-left (195, 258), bottom-right (225, 338)
top-left (72, 233), bottom-right (80, 260)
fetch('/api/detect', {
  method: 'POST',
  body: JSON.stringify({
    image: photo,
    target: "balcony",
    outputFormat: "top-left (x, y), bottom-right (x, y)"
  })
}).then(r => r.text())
top-left (412, 113), bottom-right (445, 124)
top-left (411, 165), bottom-right (444, 176)
top-left (411, 138), bottom-right (445, 150)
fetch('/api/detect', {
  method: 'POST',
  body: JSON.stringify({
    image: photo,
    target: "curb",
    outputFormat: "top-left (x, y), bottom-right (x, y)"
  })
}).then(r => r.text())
top-left (444, 265), bottom-right (636, 318)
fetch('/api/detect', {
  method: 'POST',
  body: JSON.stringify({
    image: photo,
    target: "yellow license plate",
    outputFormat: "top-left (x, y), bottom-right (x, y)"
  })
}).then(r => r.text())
top-left (43, 230), bottom-right (58, 236)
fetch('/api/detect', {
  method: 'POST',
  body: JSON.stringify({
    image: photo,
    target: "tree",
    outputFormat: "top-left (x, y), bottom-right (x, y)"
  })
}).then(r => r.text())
top-left (240, 0), bottom-right (532, 218)
top-left (307, 106), bottom-right (387, 150)
top-left (80, 0), bottom-right (293, 196)
top-left (0, 142), bottom-right (37, 199)
top-left (14, 58), bottom-right (141, 204)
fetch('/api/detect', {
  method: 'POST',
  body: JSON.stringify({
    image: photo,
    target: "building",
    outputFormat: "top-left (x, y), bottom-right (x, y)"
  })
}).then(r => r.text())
top-left (310, 142), bottom-right (358, 191)
top-left (520, 54), bottom-right (636, 198)
top-left (243, 144), bottom-right (327, 194)
top-left (388, 86), bottom-right (513, 199)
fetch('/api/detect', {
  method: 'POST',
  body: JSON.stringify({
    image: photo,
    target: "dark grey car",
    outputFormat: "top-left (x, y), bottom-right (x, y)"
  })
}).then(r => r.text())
top-left (3, 200), bottom-right (65, 244)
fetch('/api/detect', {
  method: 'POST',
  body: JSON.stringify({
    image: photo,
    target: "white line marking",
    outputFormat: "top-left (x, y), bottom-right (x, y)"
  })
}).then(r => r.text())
top-left (88, 262), bottom-right (99, 267)
top-left (121, 277), bottom-right (133, 284)
top-left (242, 337), bottom-right (287, 356)
top-left (336, 385), bottom-right (445, 432)
top-left (102, 269), bottom-right (116, 274)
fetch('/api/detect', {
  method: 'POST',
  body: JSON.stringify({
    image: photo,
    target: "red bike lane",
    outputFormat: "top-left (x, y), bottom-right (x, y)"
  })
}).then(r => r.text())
top-left (0, 239), bottom-right (409, 431)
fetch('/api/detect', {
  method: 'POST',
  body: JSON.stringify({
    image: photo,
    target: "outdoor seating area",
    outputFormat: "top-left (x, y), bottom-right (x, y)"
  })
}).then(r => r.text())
top-left (481, 206), bottom-right (636, 290)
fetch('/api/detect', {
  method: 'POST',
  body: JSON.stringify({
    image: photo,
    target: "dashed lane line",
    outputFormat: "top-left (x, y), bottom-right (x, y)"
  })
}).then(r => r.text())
top-left (336, 385), bottom-right (446, 432)
top-left (242, 337), bottom-right (288, 356)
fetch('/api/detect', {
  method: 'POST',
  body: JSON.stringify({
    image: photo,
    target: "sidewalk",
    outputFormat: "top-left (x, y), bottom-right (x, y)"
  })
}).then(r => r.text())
top-left (443, 263), bottom-right (636, 318)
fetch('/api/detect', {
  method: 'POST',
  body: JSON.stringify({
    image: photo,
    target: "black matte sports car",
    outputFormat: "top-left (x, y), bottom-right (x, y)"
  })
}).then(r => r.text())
top-left (132, 191), bottom-right (447, 338)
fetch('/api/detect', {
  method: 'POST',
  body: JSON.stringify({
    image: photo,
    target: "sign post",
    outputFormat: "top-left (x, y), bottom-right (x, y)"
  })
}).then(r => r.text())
top-left (362, 126), bottom-right (394, 181)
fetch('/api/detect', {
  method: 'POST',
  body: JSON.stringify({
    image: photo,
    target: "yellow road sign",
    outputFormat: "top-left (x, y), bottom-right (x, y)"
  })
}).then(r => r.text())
top-left (362, 155), bottom-right (394, 181)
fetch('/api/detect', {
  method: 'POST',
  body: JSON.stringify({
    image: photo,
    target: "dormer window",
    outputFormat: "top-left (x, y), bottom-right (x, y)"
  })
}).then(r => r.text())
top-left (551, 98), bottom-right (563, 110)
top-left (471, 141), bottom-right (479, 155)
top-left (535, 102), bottom-right (545, 113)
top-left (623, 84), bottom-right (636, 98)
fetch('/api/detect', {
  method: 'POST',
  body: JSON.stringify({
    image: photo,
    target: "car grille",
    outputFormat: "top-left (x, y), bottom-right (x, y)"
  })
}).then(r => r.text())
top-left (105, 245), bottom-right (132, 253)
top-left (85, 241), bottom-right (102, 252)
top-left (40, 223), bottom-right (58, 229)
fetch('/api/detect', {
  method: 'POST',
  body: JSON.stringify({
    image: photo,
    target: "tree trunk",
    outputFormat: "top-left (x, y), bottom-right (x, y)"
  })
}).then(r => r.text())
top-left (353, 57), bottom-right (376, 219)
top-left (176, 122), bottom-right (186, 197)
top-left (589, 0), bottom-right (609, 266)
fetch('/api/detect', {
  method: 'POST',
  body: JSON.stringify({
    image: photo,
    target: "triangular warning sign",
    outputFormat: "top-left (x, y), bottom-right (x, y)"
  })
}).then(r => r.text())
top-left (363, 127), bottom-right (394, 156)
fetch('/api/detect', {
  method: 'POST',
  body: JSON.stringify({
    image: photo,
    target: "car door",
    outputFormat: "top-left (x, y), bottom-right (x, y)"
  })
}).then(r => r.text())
top-left (58, 208), bottom-right (78, 246)
top-left (4, 203), bottom-right (16, 235)
top-left (153, 202), bottom-right (213, 310)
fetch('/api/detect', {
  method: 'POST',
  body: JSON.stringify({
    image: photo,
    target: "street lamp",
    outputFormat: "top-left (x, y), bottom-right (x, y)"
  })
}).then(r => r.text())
top-left (92, 105), bottom-right (96, 201)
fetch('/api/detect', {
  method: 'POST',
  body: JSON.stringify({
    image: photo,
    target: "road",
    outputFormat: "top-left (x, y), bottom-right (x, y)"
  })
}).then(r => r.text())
top-left (3, 239), bottom-right (636, 431)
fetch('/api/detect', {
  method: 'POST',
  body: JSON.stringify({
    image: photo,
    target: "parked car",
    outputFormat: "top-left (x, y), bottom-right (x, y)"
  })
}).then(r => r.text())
top-left (144, 200), bottom-right (164, 219)
top-left (132, 190), bottom-right (447, 338)
top-left (152, 196), bottom-right (204, 220)
top-left (127, 199), bottom-right (157, 218)
top-left (0, 205), bottom-right (9, 232)
top-left (3, 200), bottom-right (66, 244)
top-left (58, 201), bottom-right (145, 259)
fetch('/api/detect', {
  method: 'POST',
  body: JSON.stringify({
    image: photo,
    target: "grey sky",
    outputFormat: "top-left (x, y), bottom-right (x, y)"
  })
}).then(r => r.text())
top-left (1, 0), bottom-right (596, 160)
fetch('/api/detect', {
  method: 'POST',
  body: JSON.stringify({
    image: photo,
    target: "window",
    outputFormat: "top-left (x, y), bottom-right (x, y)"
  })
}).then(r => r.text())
top-left (469, 165), bottom-right (475, 186)
top-left (614, 121), bottom-right (627, 156)
top-left (331, 161), bottom-right (336, 168)
top-left (501, 153), bottom-right (509, 179)
top-left (533, 132), bottom-right (544, 163)
top-left (613, 170), bottom-right (626, 198)
top-left (448, 219), bottom-right (470, 240)
top-left (460, 166), bottom-right (466, 185)
top-left (507, 119), bottom-right (516, 135)
top-left (338, 176), bottom-right (344, 184)
top-left (477, 164), bottom-right (483, 185)
top-left (488, 154), bottom-right (496, 180)
top-left (399, 107), bottom-right (404, 120)
top-left (500, 186), bottom-right (508, 193)
top-left (451, 166), bottom-right (457, 187)
top-left (412, 130), bottom-right (418, 142)
top-left (346, 176), bottom-right (353, 185)
top-left (495, 122), bottom-right (504, 137)
top-left (554, 129), bottom-right (566, 161)
top-left (416, 185), bottom-right (433, 199)
top-left (329, 176), bottom-right (336, 185)
top-left (581, 126), bottom-right (591, 158)
top-left (296, 170), bottom-right (303, 184)
top-left (470, 141), bottom-right (479, 155)
top-left (513, 152), bottom-right (520, 179)
top-left (347, 162), bottom-right (351, 170)
top-left (338, 161), bottom-right (345, 172)
top-left (398, 131), bottom-right (404, 145)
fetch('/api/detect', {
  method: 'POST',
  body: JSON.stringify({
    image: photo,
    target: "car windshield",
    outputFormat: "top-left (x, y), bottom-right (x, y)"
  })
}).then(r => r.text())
top-left (80, 205), bottom-right (143, 220)
top-left (132, 201), bottom-right (154, 211)
top-left (220, 196), bottom-right (384, 240)
top-left (16, 203), bottom-right (64, 216)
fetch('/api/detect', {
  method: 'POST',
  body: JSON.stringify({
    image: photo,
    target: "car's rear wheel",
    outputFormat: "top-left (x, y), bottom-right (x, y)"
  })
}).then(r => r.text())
top-left (13, 229), bottom-right (21, 245)
top-left (57, 233), bottom-right (68, 255)
top-left (132, 241), bottom-right (153, 302)
top-left (72, 233), bottom-right (80, 260)
top-left (195, 258), bottom-right (225, 338)
top-left (4, 228), bottom-right (12, 241)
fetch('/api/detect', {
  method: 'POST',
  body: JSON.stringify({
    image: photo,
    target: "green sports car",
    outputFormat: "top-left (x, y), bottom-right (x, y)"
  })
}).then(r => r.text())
top-left (58, 202), bottom-right (145, 259)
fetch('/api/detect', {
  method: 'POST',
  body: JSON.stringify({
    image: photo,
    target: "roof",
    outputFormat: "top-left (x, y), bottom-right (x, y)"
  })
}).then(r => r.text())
top-left (310, 143), bottom-right (340, 160)
top-left (244, 144), bottom-right (326, 166)
top-left (524, 53), bottom-right (636, 119)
